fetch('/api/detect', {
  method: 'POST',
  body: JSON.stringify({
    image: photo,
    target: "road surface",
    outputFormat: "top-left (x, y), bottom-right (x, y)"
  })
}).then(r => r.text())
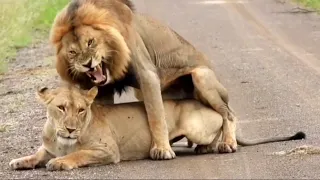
top-left (1, 0), bottom-right (320, 179)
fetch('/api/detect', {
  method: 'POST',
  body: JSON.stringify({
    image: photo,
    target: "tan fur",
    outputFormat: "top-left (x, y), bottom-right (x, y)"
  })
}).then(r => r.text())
top-left (9, 86), bottom-right (306, 171)
top-left (51, 0), bottom-right (239, 160)
top-left (9, 86), bottom-right (223, 171)
top-left (51, 0), bottom-right (132, 84)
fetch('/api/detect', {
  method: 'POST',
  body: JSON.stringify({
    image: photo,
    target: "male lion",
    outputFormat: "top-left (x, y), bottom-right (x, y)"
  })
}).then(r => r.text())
top-left (51, 0), bottom-right (245, 159)
top-left (9, 86), bottom-right (305, 171)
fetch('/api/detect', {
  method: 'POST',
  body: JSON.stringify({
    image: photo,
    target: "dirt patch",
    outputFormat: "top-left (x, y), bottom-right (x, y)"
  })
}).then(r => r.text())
top-left (0, 42), bottom-right (63, 178)
top-left (272, 145), bottom-right (320, 156)
top-left (0, 41), bottom-right (138, 179)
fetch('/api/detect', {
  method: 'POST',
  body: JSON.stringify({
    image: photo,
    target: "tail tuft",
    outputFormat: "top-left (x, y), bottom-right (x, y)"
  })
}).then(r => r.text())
top-left (289, 131), bottom-right (306, 140)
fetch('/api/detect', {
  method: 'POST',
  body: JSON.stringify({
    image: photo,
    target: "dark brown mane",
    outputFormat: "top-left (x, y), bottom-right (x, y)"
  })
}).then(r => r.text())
top-left (68, 0), bottom-right (135, 12)
top-left (51, 0), bottom-right (134, 93)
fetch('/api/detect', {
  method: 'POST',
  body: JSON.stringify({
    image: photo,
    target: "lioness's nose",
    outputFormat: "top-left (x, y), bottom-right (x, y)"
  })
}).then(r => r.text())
top-left (66, 127), bottom-right (76, 133)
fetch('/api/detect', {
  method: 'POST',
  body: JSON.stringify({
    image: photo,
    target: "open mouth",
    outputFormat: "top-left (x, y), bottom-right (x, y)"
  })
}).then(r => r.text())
top-left (85, 62), bottom-right (108, 86)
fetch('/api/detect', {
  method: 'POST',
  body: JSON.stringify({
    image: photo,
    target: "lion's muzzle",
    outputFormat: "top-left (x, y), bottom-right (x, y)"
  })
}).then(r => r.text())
top-left (85, 62), bottom-right (112, 86)
top-left (86, 64), bottom-right (106, 84)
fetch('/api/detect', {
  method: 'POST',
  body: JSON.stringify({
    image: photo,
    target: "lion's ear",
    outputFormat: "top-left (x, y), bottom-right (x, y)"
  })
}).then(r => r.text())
top-left (86, 86), bottom-right (98, 103)
top-left (37, 87), bottom-right (53, 104)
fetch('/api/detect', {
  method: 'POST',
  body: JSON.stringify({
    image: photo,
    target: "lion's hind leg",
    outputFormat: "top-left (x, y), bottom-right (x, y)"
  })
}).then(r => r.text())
top-left (191, 66), bottom-right (237, 153)
top-left (187, 139), bottom-right (193, 148)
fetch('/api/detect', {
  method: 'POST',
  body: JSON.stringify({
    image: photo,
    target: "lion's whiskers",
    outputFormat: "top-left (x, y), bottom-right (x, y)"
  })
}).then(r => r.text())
top-left (68, 65), bottom-right (80, 80)
top-left (108, 49), bottom-right (119, 54)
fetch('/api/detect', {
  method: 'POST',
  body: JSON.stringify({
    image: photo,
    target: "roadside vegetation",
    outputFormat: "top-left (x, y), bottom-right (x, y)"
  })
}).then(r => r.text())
top-left (296, 0), bottom-right (320, 11)
top-left (0, 0), bottom-right (69, 74)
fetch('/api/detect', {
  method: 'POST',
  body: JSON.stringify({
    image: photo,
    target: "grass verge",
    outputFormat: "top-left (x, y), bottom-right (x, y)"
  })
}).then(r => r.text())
top-left (295, 0), bottom-right (320, 11)
top-left (0, 124), bottom-right (10, 133)
top-left (0, 0), bottom-right (69, 74)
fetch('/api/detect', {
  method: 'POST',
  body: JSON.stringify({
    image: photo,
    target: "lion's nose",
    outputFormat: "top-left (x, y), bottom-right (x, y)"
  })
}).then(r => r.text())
top-left (66, 128), bottom-right (76, 133)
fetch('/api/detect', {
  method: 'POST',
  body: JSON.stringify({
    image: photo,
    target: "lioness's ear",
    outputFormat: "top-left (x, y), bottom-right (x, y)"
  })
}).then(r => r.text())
top-left (86, 86), bottom-right (98, 103)
top-left (37, 87), bottom-right (53, 104)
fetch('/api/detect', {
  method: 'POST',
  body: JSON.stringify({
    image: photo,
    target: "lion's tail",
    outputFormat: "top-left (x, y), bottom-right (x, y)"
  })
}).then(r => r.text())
top-left (236, 131), bottom-right (306, 146)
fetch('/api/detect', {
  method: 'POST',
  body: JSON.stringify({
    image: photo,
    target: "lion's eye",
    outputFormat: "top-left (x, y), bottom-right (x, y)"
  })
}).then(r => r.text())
top-left (88, 39), bottom-right (94, 47)
top-left (78, 108), bottom-right (85, 114)
top-left (57, 105), bottom-right (65, 111)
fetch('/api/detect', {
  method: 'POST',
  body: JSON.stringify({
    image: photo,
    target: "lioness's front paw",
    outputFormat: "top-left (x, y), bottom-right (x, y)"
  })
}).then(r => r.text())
top-left (150, 146), bottom-right (176, 160)
top-left (46, 158), bottom-right (77, 171)
top-left (218, 142), bottom-right (237, 153)
top-left (9, 157), bottom-right (35, 170)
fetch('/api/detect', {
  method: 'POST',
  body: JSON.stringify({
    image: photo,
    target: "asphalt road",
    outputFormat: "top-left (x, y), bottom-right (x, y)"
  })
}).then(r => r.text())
top-left (1, 0), bottom-right (320, 179)
top-left (114, 0), bottom-right (320, 178)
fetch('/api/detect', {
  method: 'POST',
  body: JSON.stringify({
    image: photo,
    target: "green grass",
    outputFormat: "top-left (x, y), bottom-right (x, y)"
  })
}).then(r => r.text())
top-left (0, 0), bottom-right (69, 74)
top-left (296, 0), bottom-right (320, 11)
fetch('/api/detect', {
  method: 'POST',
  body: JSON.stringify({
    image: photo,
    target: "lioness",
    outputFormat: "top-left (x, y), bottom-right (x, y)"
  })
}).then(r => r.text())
top-left (50, 0), bottom-right (239, 159)
top-left (9, 86), bottom-right (305, 171)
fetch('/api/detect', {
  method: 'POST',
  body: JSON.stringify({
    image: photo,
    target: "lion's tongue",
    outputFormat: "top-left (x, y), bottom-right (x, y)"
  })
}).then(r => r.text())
top-left (87, 66), bottom-right (106, 83)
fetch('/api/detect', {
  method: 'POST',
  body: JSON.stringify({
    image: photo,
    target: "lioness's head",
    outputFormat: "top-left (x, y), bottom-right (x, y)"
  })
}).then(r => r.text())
top-left (51, 0), bottom-right (133, 86)
top-left (37, 85), bottom-right (98, 145)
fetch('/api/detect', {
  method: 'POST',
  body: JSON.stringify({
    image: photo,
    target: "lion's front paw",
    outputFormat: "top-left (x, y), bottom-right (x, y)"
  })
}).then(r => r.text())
top-left (46, 158), bottom-right (78, 171)
top-left (150, 146), bottom-right (176, 160)
top-left (218, 142), bottom-right (237, 153)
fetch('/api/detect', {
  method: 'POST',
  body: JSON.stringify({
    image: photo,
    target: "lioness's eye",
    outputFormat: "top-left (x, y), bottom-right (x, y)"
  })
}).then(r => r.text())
top-left (57, 105), bottom-right (65, 111)
top-left (88, 39), bottom-right (93, 47)
top-left (69, 50), bottom-right (76, 55)
top-left (78, 108), bottom-right (85, 113)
